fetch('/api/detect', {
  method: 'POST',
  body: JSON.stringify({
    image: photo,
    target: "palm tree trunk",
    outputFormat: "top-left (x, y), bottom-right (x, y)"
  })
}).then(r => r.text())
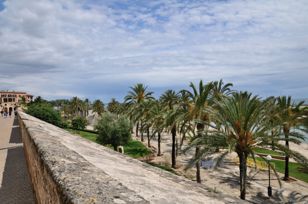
top-left (271, 129), bottom-right (275, 151)
top-left (147, 127), bottom-right (150, 147)
top-left (171, 125), bottom-right (176, 168)
top-left (238, 151), bottom-right (248, 200)
top-left (195, 123), bottom-right (204, 183)
top-left (284, 128), bottom-right (290, 181)
top-left (176, 136), bottom-right (179, 156)
top-left (136, 122), bottom-right (139, 137)
top-left (141, 131), bottom-right (144, 142)
top-left (180, 132), bottom-right (186, 151)
top-left (195, 146), bottom-right (201, 183)
top-left (157, 132), bottom-right (161, 156)
top-left (284, 154), bottom-right (289, 181)
top-left (141, 122), bottom-right (144, 142)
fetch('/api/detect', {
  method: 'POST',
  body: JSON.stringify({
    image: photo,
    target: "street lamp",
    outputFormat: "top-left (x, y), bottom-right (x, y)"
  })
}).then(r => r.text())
top-left (266, 155), bottom-right (272, 197)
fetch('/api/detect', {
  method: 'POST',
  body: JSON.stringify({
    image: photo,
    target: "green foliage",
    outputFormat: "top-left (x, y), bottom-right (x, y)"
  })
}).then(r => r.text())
top-left (107, 98), bottom-right (121, 114)
top-left (26, 103), bottom-right (63, 127)
top-left (254, 157), bottom-right (308, 183)
top-left (92, 99), bottom-right (104, 115)
top-left (124, 140), bottom-right (152, 158)
top-left (95, 113), bottom-right (131, 149)
top-left (66, 128), bottom-right (98, 142)
top-left (253, 147), bottom-right (284, 156)
top-left (71, 116), bottom-right (87, 130)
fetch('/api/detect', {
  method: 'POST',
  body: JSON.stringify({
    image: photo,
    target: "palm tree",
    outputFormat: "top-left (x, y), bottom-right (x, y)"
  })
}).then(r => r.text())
top-left (70, 97), bottom-right (85, 117)
top-left (84, 98), bottom-right (90, 116)
top-left (214, 92), bottom-right (271, 200)
top-left (134, 100), bottom-right (154, 145)
top-left (276, 96), bottom-right (306, 181)
top-left (124, 83), bottom-right (154, 138)
top-left (212, 79), bottom-right (233, 152)
top-left (92, 99), bottom-right (104, 116)
top-left (182, 80), bottom-right (214, 183)
top-left (212, 79), bottom-right (233, 100)
top-left (160, 90), bottom-right (180, 168)
top-left (107, 98), bottom-right (121, 114)
top-left (149, 101), bottom-right (165, 156)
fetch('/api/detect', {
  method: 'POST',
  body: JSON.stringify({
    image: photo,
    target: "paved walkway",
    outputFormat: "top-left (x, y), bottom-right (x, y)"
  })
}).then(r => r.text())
top-left (0, 115), bottom-right (35, 204)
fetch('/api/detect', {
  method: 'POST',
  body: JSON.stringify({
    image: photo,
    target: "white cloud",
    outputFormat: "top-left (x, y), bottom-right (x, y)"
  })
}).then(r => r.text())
top-left (0, 0), bottom-right (307, 101)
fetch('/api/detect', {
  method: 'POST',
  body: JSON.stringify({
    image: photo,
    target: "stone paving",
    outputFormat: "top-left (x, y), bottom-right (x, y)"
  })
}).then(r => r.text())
top-left (0, 116), bottom-right (35, 204)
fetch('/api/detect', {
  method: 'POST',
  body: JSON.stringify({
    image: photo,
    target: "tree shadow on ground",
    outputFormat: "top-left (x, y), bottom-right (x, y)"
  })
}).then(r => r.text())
top-left (250, 190), bottom-right (308, 204)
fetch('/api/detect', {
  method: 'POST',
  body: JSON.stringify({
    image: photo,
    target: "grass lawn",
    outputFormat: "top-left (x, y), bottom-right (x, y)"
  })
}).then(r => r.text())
top-left (66, 128), bottom-right (151, 158)
top-left (253, 147), bottom-right (284, 156)
top-left (124, 140), bottom-right (152, 158)
top-left (66, 128), bottom-right (98, 142)
top-left (255, 157), bottom-right (308, 183)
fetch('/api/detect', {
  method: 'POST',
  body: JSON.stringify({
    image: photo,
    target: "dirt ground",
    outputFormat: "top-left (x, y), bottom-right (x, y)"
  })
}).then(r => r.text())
top-left (136, 131), bottom-right (308, 204)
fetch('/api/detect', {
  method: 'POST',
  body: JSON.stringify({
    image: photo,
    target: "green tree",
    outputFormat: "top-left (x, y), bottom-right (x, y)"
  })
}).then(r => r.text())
top-left (182, 80), bottom-right (214, 183)
top-left (276, 96), bottom-right (307, 181)
top-left (84, 98), bottom-right (90, 116)
top-left (70, 96), bottom-right (85, 117)
top-left (160, 89), bottom-right (180, 168)
top-left (107, 98), bottom-right (121, 114)
top-left (95, 113), bottom-right (131, 150)
top-left (124, 83), bottom-right (154, 138)
top-left (149, 101), bottom-right (165, 156)
top-left (71, 116), bottom-right (87, 130)
top-left (214, 92), bottom-right (271, 200)
top-left (92, 99), bottom-right (104, 116)
top-left (26, 103), bottom-right (63, 127)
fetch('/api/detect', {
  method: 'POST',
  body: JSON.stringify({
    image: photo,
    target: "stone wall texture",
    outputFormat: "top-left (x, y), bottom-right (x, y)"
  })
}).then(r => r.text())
top-left (18, 111), bottom-right (245, 204)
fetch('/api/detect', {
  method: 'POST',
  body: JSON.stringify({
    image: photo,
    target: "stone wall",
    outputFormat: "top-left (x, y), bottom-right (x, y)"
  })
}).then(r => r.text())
top-left (18, 111), bottom-right (244, 204)
top-left (19, 112), bottom-right (147, 204)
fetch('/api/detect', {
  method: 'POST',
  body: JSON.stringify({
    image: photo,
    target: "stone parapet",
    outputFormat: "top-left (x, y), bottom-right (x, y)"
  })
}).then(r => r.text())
top-left (18, 111), bottom-right (244, 204)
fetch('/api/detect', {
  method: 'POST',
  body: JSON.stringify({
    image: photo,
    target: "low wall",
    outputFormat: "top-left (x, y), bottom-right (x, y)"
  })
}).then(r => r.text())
top-left (18, 112), bottom-right (243, 204)
top-left (19, 112), bottom-right (147, 204)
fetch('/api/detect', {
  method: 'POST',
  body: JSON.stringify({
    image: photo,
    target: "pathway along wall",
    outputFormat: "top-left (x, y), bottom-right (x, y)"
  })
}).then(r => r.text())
top-left (18, 111), bottom-right (244, 204)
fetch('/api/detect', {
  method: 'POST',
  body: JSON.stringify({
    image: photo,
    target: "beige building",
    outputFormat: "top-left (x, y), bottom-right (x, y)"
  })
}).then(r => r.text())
top-left (0, 91), bottom-right (33, 113)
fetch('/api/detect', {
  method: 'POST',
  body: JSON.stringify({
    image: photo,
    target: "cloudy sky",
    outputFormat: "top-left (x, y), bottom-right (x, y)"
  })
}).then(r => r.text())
top-left (0, 0), bottom-right (307, 102)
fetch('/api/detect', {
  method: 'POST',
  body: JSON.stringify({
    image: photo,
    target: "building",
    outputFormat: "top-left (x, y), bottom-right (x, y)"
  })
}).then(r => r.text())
top-left (0, 91), bottom-right (33, 113)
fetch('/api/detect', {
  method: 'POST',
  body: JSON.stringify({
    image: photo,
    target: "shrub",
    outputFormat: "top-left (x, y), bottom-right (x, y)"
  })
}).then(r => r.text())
top-left (71, 116), bottom-right (87, 130)
top-left (95, 113), bottom-right (131, 150)
top-left (26, 103), bottom-right (62, 127)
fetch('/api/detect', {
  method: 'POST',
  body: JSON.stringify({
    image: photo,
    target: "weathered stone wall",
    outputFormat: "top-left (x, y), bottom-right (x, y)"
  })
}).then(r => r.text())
top-left (19, 112), bottom-right (147, 204)
top-left (18, 111), bottom-right (244, 204)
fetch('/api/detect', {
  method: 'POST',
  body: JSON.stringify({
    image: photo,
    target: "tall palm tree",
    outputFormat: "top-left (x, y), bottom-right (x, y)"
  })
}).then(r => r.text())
top-left (124, 83), bottom-right (154, 138)
top-left (149, 101), bottom-right (165, 156)
top-left (160, 90), bottom-right (180, 168)
top-left (92, 99), bottom-right (104, 116)
top-left (84, 98), bottom-right (90, 116)
top-left (276, 96), bottom-right (306, 181)
top-left (135, 100), bottom-right (154, 146)
top-left (214, 92), bottom-right (271, 200)
top-left (212, 79), bottom-right (233, 152)
top-left (182, 80), bottom-right (214, 183)
top-left (70, 96), bottom-right (84, 117)
top-left (212, 79), bottom-right (233, 100)
top-left (107, 98), bottom-right (121, 114)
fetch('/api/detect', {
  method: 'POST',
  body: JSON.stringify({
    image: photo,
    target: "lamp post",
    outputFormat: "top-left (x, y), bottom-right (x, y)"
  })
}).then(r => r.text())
top-left (266, 155), bottom-right (272, 197)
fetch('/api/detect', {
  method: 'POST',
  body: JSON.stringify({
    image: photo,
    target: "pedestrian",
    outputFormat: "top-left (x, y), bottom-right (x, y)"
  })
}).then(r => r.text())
top-left (0, 110), bottom-right (3, 117)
